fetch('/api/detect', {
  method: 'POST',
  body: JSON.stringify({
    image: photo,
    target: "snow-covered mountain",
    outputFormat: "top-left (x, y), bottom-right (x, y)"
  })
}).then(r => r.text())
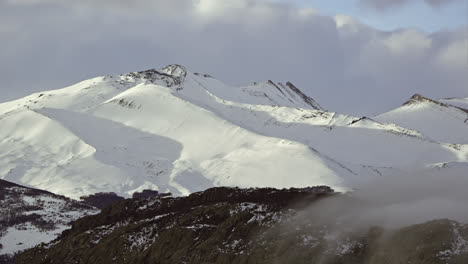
top-left (439, 97), bottom-right (468, 111)
top-left (0, 179), bottom-right (98, 258)
top-left (375, 94), bottom-right (468, 144)
top-left (0, 65), bottom-right (467, 199)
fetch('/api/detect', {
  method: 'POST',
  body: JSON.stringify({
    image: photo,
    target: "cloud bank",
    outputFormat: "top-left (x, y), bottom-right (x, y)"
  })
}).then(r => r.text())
top-left (360, 0), bottom-right (462, 11)
top-left (304, 164), bottom-right (468, 229)
top-left (0, 0), bottom-right (466, 115)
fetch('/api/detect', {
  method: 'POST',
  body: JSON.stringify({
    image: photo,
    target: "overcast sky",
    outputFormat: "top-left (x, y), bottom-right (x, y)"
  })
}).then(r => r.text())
top-left (0, 0), bottom-right (467, 115)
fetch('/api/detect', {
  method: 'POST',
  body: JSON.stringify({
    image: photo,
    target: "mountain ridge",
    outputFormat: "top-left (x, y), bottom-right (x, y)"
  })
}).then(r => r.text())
top-left (15, 186), bottom-right (468, 264)
top-left (0, 64), bottom-right (467, 200)
top-left (375, 93), bottom-right (468, 144)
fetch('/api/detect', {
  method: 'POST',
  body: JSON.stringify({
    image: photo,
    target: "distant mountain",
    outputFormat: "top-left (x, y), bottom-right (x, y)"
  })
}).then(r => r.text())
top-left (439, 97), bottom-right (468, 111)
top-left (0, 65), bottom-right (467, 199)
top-left (15, 186), bottom-right (468, 264)
top-left (375, 94), bottom-right (468, 144)
top-left (0, 179), bottom-right (98, 260)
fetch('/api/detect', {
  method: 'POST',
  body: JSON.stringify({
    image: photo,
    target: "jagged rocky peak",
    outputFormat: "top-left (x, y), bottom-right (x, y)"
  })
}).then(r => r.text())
top-left (402, 93), bottom-right (468, 114)
top-left (119, 64), bottom-right (187, 88)
top-left (160, 64), bottom-right (187, 78)
top-left (402, 93), bottom-right (444, 107)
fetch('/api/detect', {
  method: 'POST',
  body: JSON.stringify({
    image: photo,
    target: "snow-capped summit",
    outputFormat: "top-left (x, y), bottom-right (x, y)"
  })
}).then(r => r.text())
top-left (159, 64), bottom-right (188, 79)
top-left (0, 65), bottom-right (467, 199)
top-left (375, 93), bottom-right (468, 144)
top-left (403, 94), bottom-right (468, 113)
top-left (402, 93), bottom-right (443, 106)
top-left (112, 65), bottom-right (322, 110)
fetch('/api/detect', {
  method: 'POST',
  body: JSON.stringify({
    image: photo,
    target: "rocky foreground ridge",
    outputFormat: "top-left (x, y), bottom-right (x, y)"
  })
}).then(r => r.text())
top-left (15, 186), bottom-right (468, 264)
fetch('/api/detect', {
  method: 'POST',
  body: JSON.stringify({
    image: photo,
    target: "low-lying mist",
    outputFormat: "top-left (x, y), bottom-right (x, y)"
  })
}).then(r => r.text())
top-left (301, 163), bottom-right (468, 229)
top-left (258, 164), bottom-right (468, 263)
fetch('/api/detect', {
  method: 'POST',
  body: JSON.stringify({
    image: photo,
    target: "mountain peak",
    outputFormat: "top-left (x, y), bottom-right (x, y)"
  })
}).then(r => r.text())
top-left (159, 64), bottom-right (187, 78)
top-left (119, 65), bottom-right (188, 88)
top-left (402, 93), bottom-right (443, 107)
top-left (402, 94), bottom-right (468, 114)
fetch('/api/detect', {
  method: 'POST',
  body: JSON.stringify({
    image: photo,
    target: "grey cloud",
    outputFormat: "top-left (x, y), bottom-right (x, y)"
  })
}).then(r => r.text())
top-left (359, 0), bottom-right (461, 11)
top-left (0, 0), bottom-right (466, 116)
top-left (253, 164), bottom-right (468, 263)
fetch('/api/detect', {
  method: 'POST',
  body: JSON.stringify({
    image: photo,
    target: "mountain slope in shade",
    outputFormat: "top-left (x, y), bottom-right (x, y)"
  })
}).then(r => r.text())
top-left (0, 179), bottom-right (98, 259)
top-left (375, 94), bottom-right (468, 144)
top-left (0, 65), bottom-right (467, 199)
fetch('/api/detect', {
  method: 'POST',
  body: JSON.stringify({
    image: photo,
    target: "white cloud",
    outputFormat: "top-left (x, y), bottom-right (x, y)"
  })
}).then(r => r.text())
top-left (383, 29), bottom-right (432, 55)
top-left (194, 0), bottom-right (248, 16)
top-left (296, 7), bottom-right (319, 19)
top-left (334, 15), bottom-right (358, 29)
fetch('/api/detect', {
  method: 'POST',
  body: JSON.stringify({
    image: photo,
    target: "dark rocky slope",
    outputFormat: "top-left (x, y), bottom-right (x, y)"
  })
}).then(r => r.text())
top-left (0, 179), bottom-right (98, 263)
top-left (16, 186), bottom-right (468, 264)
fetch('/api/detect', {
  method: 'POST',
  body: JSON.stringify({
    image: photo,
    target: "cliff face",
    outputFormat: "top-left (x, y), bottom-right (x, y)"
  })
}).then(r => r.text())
top-left (16, 187), bottom-right (468, 264)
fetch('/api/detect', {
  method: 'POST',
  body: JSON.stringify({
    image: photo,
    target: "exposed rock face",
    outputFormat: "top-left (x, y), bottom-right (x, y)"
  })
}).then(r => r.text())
top-left (79, 192), bottom-right (125, 209)
top-left (131, 190), bottom-right (172, 199)
top-left (403, 93), bottom-right (468, 114)
top-left (284, 81), bottom-right (323, 110)
top-left (132, 189), bottom-right (160, 199)
top-left (118, 64), bottom-right (187, 89)
top-left (264, 80), bottom-right (324, 110)
top-left (160, 64), bottom-right (187, 79)
top-left (403, 93), bottom-right (444, 106)
top-left (15, 187), bottom-right (468, 264)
